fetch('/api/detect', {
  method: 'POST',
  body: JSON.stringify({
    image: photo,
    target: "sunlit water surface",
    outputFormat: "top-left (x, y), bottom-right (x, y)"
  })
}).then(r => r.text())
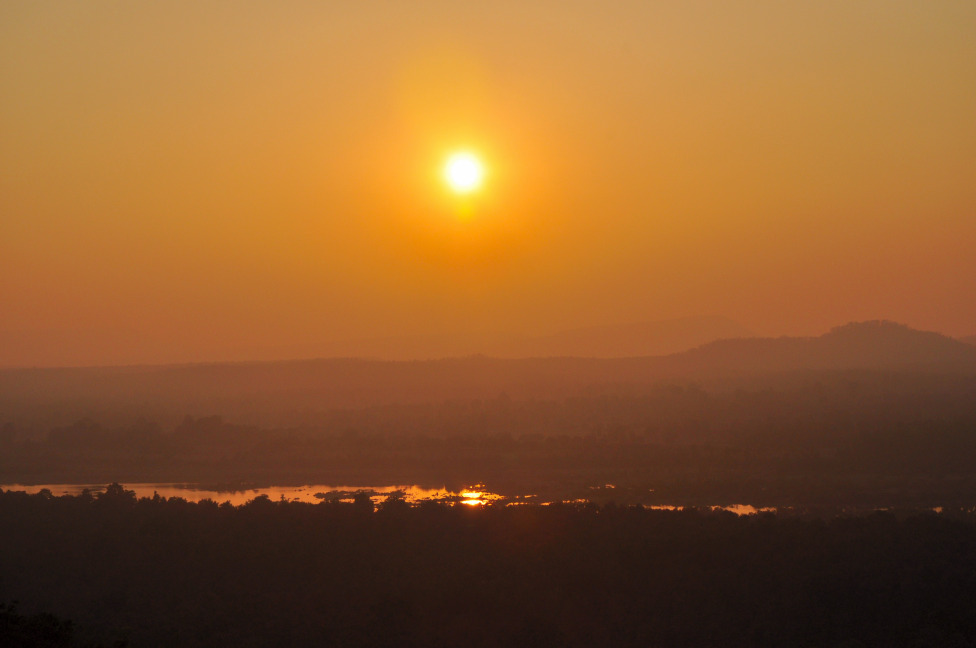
top-left (0, 483), bottom-right (477, 506)
top-left (0, 482), bottom-right (777, 513)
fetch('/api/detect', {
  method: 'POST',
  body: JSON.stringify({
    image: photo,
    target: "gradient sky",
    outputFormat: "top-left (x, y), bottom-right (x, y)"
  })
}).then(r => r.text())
top-left (2, 1), bottom-right (974, 366)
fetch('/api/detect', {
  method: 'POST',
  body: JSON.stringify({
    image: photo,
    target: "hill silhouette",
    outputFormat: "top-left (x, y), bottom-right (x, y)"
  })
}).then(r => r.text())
top-left (1, 321), bottom-right (973, 428)
top-left (0, 316), bottom-right (750, 366)
top-left (667, 320), bottom-right (976, 375)
top-left (962, 335), bottom-right (976, 347)
top-left (309, 315), bottom-right (753, 360)
top-left (497, 315), bottom-right (753, 358)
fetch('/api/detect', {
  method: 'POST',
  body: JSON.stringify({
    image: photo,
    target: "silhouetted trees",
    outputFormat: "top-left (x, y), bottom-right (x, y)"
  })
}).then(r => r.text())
top-left (3, 488), bottom-right (976, 647)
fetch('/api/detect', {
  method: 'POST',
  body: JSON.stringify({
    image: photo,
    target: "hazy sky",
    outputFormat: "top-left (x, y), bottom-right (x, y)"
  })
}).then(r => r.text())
top-left (2, 1), bottom-right (974, 365)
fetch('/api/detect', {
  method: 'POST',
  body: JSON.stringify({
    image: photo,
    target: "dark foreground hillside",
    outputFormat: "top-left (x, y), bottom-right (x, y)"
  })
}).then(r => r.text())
top-left (3, 487), bottom-right (976, 647)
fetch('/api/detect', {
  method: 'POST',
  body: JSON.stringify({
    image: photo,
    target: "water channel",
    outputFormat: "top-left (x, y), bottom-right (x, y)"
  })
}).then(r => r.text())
top-left (0, 482), bottom-right (775, 513)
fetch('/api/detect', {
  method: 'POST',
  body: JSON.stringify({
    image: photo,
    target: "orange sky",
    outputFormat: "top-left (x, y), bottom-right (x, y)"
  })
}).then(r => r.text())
top-left (2, 1), bottom-right (974, 366)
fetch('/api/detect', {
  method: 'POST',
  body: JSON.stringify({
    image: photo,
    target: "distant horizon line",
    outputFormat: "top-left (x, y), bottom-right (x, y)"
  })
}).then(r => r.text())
top-left (3, 319), bottom-right (973, 372)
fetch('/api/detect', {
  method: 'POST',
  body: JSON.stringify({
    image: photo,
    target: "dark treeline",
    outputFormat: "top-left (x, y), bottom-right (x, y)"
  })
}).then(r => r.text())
top-left (4, 373), bottom-right (976, 508)
top-left (3, 487), bottom-right (976, 647)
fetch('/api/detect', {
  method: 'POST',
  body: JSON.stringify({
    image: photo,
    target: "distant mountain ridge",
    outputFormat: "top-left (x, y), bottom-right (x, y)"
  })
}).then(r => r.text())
top-left (671, 320), bottom-right (976, 374)
top-left (961, 335), bottom-right (976, 347)
top-left (1, 321), bottom-right (974, 428)
top-left (497, 316), bottom-right (754, 358)
top-left (323, 315), bottom-right (754, 360)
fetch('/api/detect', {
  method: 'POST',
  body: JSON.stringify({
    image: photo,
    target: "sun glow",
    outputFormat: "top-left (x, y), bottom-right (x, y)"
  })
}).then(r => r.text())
top-left (458, 486), bottom-right (501, 506)
top-left (444, 152), bottom-right (484, 193)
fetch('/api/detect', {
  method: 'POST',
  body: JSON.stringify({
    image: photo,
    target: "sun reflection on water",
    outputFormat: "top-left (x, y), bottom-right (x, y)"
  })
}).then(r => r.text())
top-left (0, 483), bottom-right (780, 514)
top-left (458, 485), bottom-right (501, 506)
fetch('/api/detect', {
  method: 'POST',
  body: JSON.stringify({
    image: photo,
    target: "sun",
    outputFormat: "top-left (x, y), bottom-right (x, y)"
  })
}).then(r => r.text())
top-left (444, 152), bottom-right (484, 194)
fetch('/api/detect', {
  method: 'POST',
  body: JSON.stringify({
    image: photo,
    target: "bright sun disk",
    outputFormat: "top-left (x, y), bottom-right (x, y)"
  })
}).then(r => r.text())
top-left (444, 152), bottom-right (484, 193)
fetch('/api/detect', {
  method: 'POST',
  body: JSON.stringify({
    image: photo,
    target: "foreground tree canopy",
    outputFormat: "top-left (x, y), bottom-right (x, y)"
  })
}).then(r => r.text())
top-left (2, 487), bottom-right (976, 647)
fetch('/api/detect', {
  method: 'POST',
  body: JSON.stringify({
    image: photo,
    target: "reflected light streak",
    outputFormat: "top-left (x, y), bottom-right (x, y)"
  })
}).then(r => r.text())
top-left (458, 485), bottom-right (501, 506)
top-left (0, 483), bottom-right (780, 514)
